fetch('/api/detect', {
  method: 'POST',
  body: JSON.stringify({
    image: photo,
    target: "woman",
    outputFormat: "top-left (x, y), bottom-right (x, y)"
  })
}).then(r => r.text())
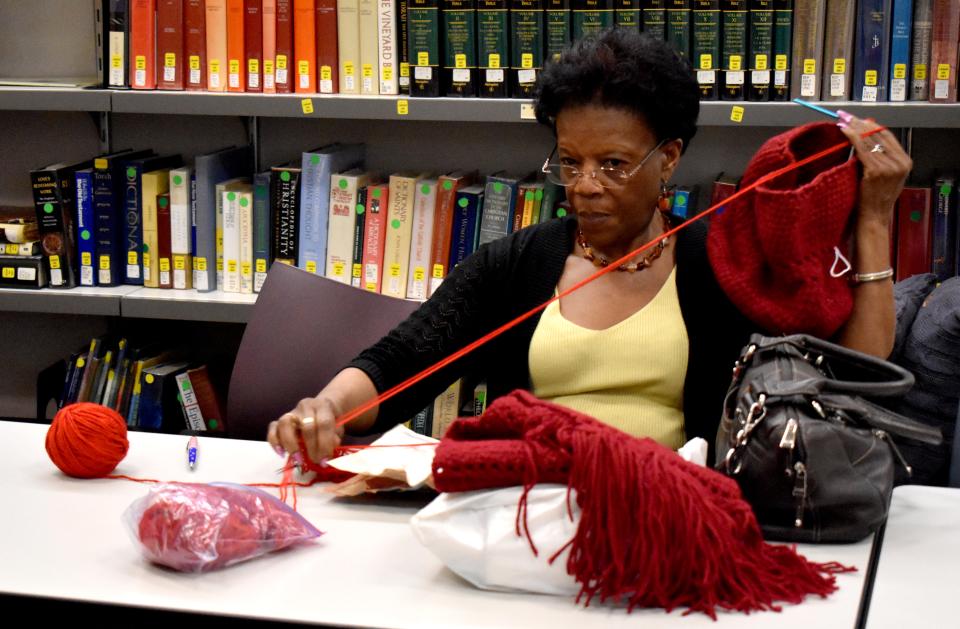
top-left (268, 29), bottom-right (911, 465)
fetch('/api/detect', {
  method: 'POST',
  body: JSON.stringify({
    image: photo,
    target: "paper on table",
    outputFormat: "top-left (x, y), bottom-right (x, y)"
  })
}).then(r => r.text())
top-left (325, 425), bottom-right (438, 496)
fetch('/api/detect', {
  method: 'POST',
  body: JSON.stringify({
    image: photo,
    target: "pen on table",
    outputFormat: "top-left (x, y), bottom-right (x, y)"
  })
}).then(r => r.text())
top-left (792, 98), bottom-right (840, 119)
top-left (187, 436), bottom-right (199, 470)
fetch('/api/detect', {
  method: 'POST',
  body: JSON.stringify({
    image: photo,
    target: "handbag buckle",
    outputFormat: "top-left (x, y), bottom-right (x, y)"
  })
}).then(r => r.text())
top-left (724, 393), bottom-right (767, 475)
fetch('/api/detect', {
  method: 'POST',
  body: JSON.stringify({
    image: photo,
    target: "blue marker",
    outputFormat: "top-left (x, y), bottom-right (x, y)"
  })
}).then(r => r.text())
top-left (792, 98), bottom-right (840, 119)
top-left (187, 436), bottom-right (198, 470)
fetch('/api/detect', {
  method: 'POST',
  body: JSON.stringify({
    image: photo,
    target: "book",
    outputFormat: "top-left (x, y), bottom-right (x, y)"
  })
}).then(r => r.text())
top-left (122, 155), bottom-right (184, 285)
top-left (327, 169), bottom-right (373, 284)
top-left (478, 173), bottom-right (519, 245)
top-left (510, 0), bottom-right (544, 97)
top-left (362, 182), bottom-right (390, 291)
top-left (443, 0), bottom-right (479, 96)
top-left (108, 0), bottom-right (130, 88)
top-left (0, 255), bottom-right (46, 289)
top-left (477, 0), bottom-right (510, 98)
top-left (429, 170), bottom-right (474, 294)
top-left (378, 0), bottom-right (400, 94)
top-left (138, 361), bottom-right (191, 431)
top-left (227, 0), bottom-right (247, 92)
top-left (339, 0), bottom-right (362, 94)
top-left (382, 172), bottom-right (426, 297)
top-left (129, 0), bottom-right (157, 89)
top-left (545, 0), bottom-right (572, 64)
top-left (360, 0), bottom-right (380, 94)
top-left (910, 0), bottom-right (933, 100)
top-left (169, 167), bottom-right (194, 289)
top-left (276, 0), bottom-right (294, 92)
top-left (449, 184), bottom-right (484, 269)
top-left (30, 159), bottom-right (94, 288)
top-left (185, 0), bottom-right (208, 90)
top-left (790, 0), bottom-right (826, 99)
top-left (747, 0), bottom-right (773, 100)
top-left (217, 177), bottom-right (250, 290)
top-left (245, 0), bottom-right (264, 92)
top-left (271, 162), bottom-right (303, 265)
top-left (852, 0), bottom-right (892, 102)
top-left (351, 185), bottom-right (368, 287)
top-left (667, 0), bottom-right (692, 59)
top-left (573, 0), bottom-right (614, 41)
top-left (141, 168), bottom-right (173, 288)
top-left (896, 186), bottom-right (933, 281)
top-left (406, 177), bottom-right (439, 299)
top-left (770, 0), bottom-right (792, 100)
top-left (720, 0), bottom-right (747, 100)
top-left (207, 0), bottom-right (229, 91)
top-left (693, 0), bottom-right (721, 99)
top-left (888, 0), bottom-right (913, 101)
top-left (316, 0), bottom-right (340, 93)
top-left (157, 192), bottom-right (174, 289)
top-left (93, 149), bottom-right (153, 287)
top-left (294, 0), bottom-right (317, 92)
top-left (398, 0), bottom-right (411, 91)
top-left (238, 186), bottom-right (256, 293)
top-left (75, 168), bottom-right (97, 286)
top-left (252, 171), bottom-right (273, 292)
top-left (409, 0), bottom-right (443, 96)
top-left (263, 0), bottom-right (277, 92)
top-left (615, 0), bottom-right (641, 29)
top-left (157, 0), bottom-right (186, 90)
top-left (820, 0), bottom-right (855, 101)
top-left (929, 0), bottom-right (959, 102)
top-left (931, 174), bottom-right (957, 280)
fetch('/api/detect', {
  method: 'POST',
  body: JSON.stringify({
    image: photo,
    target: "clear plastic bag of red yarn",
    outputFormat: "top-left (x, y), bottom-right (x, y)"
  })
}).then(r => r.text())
top-left (123, 482), bottom-right (323, 572)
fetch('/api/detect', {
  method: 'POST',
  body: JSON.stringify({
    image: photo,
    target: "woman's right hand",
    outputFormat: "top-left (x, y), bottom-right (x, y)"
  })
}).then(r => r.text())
top-left (267, 396), bottom-right (345, 466)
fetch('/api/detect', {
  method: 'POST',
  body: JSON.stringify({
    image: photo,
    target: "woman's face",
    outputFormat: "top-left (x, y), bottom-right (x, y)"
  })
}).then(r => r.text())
top-left (555, 103), bottom-right (682, 251)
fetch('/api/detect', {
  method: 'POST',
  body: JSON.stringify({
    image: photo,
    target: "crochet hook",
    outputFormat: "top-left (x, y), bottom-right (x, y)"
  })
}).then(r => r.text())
top-left (792, 98), bottom-right (840, 119)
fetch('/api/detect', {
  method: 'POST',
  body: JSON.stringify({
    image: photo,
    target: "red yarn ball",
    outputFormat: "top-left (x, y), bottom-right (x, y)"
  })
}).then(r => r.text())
top-left (45, 402), bottom-right (129, 478)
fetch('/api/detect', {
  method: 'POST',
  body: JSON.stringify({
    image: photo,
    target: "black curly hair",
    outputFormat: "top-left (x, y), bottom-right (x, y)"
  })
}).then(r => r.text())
top-left (534, 28), bottom-right (700, 154)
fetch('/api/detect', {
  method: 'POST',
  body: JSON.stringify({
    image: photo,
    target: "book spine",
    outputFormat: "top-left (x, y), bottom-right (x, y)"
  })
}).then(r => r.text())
top-left (409, 0), bottom-right (443, 96)
top-left (895, 186), bottom-right (932, 281)
top-left (170, 167), bottom-right (193, 289)
top-left (720, 0), bottom-right (747, 100)
top-left (449, 188), bottom-right (483, 268)
top-left (123, 165), bottom-right (144, 284)
top-left (443, 0), bottom-right (479, 96)
top-left (253, 171), bottom-right (273, 292)
top-left (693, 0), bottom-right (720, 99)
top-left (909, 0), bottom-right (933, 100)
top-left (316, 0), bottom-right (340, 93)
top-left (294, 0), bottom-right (318, 92)
top-left (157, 0), bottom-right (186, 89)
top-left (109, 0), bottom-right (130, 88)
top-left (129, 0), bottom-right (158, 89)
top-left (239, 189), bottom-right (254, 293)
top-left (351, 185), bottom-right (368, 287)
top-left (545, 0), bottom-right (572, 64)
top-left (362, 184), bottom-right (389, 291)
top-left (185, 0), bottom-right (208, 90)
top-left (852, 0), bottom-right (892, 102)
top-left (478, 0), bottom-right (510, 97)
top-left (928, 0), bottom-right (959, 102)
top-left (360, 0), bottom-right (381, 94)
top-left (888, 0), bottom-right (912, 101)
top-left (574, 0), bottom-right (614, 40)
top-left (615, 0), bottom-right (641, 28)
top-left (378, 0), bottom-right (400, 93)
top-left (93, 165), bottom-right (119, 286)
top-left (398, 0), bottom-right (411, 92)
top-left (510, 0), bottom-right (544, 97)
top-left (276, 0), bottom-right (294, 92)
top-left (223, 189), bottom-right (241, 292)
top-left (747, 0), bottom-right (773, 100)
top-left (932, 176), bottom-right (957, 280)
top-left (245, 0), bottom-right (264, 92)
top-left (263, 0), bottom-right (277, 92)
top-left (271, 168), bottom-right (301, 265)
top-left (478, 177), bottom-right (516, 245)
top-left (339, 0), bottom-right (363, 93)
top-left (227, 0), bottom-right (247, 92)
top-left (667, 0), bottom-right (692, 59)
top-left (157, 193), bottom-right (174, 288)
top-left (642, 0), bottom-right (667, 39)
top-left (790, 0), bottom-right (826, 100)
top-left (406, 180), bottom-right (437, 299)
top-left (76, 170), bottom-right (96, 286)
top-left (207, 0), bottom-right (229, 91)
top-left (382, 175), bottom-right (417, 297)
top-left (327, 174), bottom-right (359, 283)
top-left (821, 0), bottom-right (855, 101)
top-left (770, 0), bottom-right (791, 100)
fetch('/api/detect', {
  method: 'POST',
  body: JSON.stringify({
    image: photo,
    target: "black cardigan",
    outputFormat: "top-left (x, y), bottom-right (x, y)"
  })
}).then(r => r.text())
top-left (349, 215), bottom-right (757, 449)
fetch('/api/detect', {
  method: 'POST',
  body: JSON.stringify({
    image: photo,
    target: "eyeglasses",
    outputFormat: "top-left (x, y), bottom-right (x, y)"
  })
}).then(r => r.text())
top-left (541, 139), bottom-right (668, 189)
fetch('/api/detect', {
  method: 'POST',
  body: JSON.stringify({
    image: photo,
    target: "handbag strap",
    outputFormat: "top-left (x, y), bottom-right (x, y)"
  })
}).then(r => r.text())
top-left (815, 393), bottom-right (942, 445)
top-left (747, 334), bottom-right (915, 397)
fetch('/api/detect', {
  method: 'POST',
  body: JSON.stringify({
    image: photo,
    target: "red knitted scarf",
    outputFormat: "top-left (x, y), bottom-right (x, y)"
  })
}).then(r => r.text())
top-left (432, 390), bottom-right (851, 618)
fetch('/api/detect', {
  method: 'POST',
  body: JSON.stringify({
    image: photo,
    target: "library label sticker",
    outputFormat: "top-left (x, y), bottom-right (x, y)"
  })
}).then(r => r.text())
top-left (520, 103), bottom-right (536, 120)
top-left (301, 99), bottom-right (314, 115)
top-left (730, 106), bottom-right (744, 123)
top-left (397, 99), bottom-right (409, 115)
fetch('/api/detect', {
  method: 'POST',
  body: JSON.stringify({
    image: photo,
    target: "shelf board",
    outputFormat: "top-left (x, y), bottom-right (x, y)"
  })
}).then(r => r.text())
top-left (0, 285), bottom-right (137, 316)
top-left (111, 90), bottom-right (539, 122)
top-left (697, 101), bottom-right (960, 127)
top-left (0, 87), bottom-right (111, 112)
top-left (121, 288), bottom-right (257, 323)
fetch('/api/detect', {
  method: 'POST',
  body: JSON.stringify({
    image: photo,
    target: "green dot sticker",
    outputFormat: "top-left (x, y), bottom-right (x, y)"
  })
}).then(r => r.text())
top-left (535, 189), bottom-right (544, 201)
top-left (675, 196), bottom-right (687, 207)
top-left (159, 197), bottom-right (168, 208)
top-left (281, 171), bottom-right (291, 182)
top-left (240, 198), bottom-right (249, 207)
top-left (143, 243), bottom-right (150, 252)
top-left (126, 167), bottom-right (136, 179)
top-left (173, 175), bottom-right (183, 186)
top-left (256, 185), bottom-right (266, 196)
top-left (356, 204), bottom-right (365, 215)
top-left (443, 180), bottom-right (453, 191)
top-left (556, 208), bottom-right (567, 218)
top-left (311, 155), bottom-right (320, 165)
top-left (458, 198), bottom-right (469, 208)
top-left (373, 188), bottom-right (382, 199)
top-left (525, 191), bottom-right (534, 202)
top-left (43, 203), bottom-right (53, 214)
top-left (910, 210), bottom-right (922, 222)
top-left (208, 419), bottom-right (218, 430)
top-left (391, 219), bottom-right (401, 229)
top-left (494, 182), bottom-right (504, 193)
top-left (421, 184), bottom-right (430, 195)
top-left (339, 179), bottom-right (348, 189)
top-left (80, 229), bottom-right (91, 240)
top-left (941, 184), bottom-right (952, 196)
top-left (227, 192), bottom-right (236, 201)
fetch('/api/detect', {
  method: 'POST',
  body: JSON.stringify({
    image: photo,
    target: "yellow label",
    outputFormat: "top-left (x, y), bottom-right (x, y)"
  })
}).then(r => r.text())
top-left (127, 251), bottom-right (138, 265)
top-left (216, 258), bottom-right (222, 271)
top-left (914, 64), bottom-right (927, 80)
top-left (755, 54), bottom-right (767, 71)
top-left (306, 260), bottom-right (317, 273)
top-left (321, 65), bottom-right (332, 81)
top-left (264, 59), bottom-right (274, 74)
top-left (362, 63), bottom-right (374, 78)
top-left (865, 70), bottom-right (877, 86)
top-left (190, 55), bottom-right (201, 70)
top-left (248, 59), bottom-right (259, 73)
top-left (2, 244), bottom-right (11, 253)
top-left (145, 374), bottom-right (155, 384)
top-left (143, 255), bottom-right (150, 268)
top-left (417, 52), bottom-right (429, 66)
top-left (298, 60), bottom-right (310, 76)
top-left (2, 267), bottom-right (13, 279)
top-left (48, 255), bottom-right (61, 270)
top-left (730, 105), bottom-right (745, 123)
top-left (413, 267), bottom-right (425, 281)
top-left (94, 158), bottom-right (108, 169)
top-left (389, 263), bottom-right (401, 277)
top-left (135, 55), bottom-right (146, 70)
top-left (173, 255), bottom-right (186, 270)
top-left (100, 255), bottom-right (111, 270)
top-left (301, 98), bottom-right (314, 114)
top-left (489, 53), bottom-right (501, 69)
top-left (227, 260), bottom-right (237, 273)
top-left (400, 62), bottom-right (410, 77)
top-left (345, 61), bottom-right (356, 77)
top-left (210, 60), bottom-right (221, 74)
top-left (229, 59), bottom-right (240, 75)
top-left (455, 54), bottom-right (467, 69)
top-left (165, 53), bottom-right (176, 68)
top-left (77, 358), bottom-right (85, 368)
top-left (196, 257), bottom-right (207, 271)
top-left (276, 55), bottom-right (288, 70)
top-left (521, 53), bottom-right (533, 69)
top-left (937, 64), bottom-right (951, 80)
top-left (365, 282), bottom-right (377, 291)
top-left (111, 54), bottom-right (122, 69)
top-left (803, 58), bottom-right (816, 75)
top-left (256, 259), bottom-right (267, 273)
top-left (383, 66), bottom-right (393, 80)
top-left (729, 55), bottom-right (741, 71)
top-left (432, 264), bottom-right (444, 279)
top-left (81, 252), bottom-right (91, 266)
top-left (397, 99), bottom-right (409, 115)
top-left (159, 258), bottom-right (170, 272)
top-left (352, 263), bottom-right (362, 278)
top-left (241, 262), bottom-right (251, 275)
top-left (833, 58), bottom-right (846, 75)
top-left (333, 261), bottom-right (345, 276)
top-left (699, 54), bottom-right (712, 70)
top-left (893, 63), bottom-right (906, 80)
top-left (775, 54), bottom-right (787, 71)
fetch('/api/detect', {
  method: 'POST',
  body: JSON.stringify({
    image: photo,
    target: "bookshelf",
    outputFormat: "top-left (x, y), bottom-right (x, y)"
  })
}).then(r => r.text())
top-left (2, 0), bottom-right (959, 421)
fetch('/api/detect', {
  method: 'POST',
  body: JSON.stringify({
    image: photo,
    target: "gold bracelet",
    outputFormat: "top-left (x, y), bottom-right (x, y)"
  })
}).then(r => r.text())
top-left (851, 268), bottom-right (894, 284)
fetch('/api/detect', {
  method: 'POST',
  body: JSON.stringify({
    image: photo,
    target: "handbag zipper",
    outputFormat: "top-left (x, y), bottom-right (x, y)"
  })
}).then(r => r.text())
top-left (792, 462), bottom-right (808, 528)
top-left (875, 430), bottom-right (913, 476)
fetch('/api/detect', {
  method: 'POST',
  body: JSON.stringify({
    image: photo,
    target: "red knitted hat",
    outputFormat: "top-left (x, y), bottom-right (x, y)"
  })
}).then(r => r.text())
top-left (432, 390), bottom-right (850, 618)
top-left (707, 122), bottom-right (859, 339)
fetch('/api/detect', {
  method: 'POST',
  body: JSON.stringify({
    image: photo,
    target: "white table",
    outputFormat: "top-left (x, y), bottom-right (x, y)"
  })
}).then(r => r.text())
top-left (0, 420), bottom-right (874, 628)
top-left (865, 485), bottom-right (960, 628)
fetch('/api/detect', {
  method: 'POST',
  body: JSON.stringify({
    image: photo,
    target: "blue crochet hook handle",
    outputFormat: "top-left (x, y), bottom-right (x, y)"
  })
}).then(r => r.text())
top-left (792, 98), bottom-right (840, 119)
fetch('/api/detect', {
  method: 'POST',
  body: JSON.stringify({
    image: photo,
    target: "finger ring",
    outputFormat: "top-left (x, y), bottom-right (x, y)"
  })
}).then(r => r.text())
top-left (870, 143), bottom-right (885, 154)
top-left (300, 416), bottom-right (316, 428)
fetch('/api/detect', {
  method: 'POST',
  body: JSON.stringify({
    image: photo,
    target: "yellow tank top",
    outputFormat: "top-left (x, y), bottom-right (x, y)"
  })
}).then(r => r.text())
top-left (528, 267), bottom-right (689, 449)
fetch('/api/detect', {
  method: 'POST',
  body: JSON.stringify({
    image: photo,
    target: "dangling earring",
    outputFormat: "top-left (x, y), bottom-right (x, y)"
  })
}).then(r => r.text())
top-left (657, 180), bottom-right (672, 213)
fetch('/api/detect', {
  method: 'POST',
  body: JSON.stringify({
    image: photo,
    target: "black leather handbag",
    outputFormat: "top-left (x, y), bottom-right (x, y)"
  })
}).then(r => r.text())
top-left (716, 334), bottom-right (942, 543)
